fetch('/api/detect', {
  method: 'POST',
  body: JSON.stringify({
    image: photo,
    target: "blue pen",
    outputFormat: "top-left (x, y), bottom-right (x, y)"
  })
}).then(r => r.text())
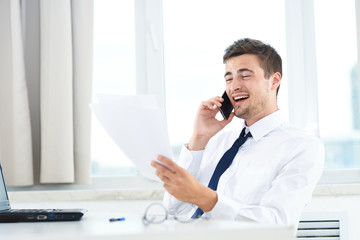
top-left (109, 217), bottom-right (126, 222)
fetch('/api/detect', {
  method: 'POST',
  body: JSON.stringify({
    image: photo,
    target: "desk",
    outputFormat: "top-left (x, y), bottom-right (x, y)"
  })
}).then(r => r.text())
top-left (2, 200), bottom-right (295, 240)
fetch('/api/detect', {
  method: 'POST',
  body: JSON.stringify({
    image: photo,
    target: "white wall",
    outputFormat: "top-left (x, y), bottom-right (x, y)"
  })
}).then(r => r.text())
top-left (305, 187), bottom-right (360, 240)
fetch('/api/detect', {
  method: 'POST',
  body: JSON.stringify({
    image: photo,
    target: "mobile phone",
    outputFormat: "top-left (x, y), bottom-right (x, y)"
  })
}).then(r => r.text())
top-left (218, 91), bottom-right (233, 120)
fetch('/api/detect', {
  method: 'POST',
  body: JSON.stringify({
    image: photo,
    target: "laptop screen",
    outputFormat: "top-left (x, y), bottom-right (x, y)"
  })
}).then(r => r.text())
top-left (0, 164), bottom-right (11, 211)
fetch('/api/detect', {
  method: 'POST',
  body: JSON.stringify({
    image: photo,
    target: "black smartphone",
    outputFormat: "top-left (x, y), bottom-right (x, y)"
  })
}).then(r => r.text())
top-left (218, 91), bottom-right (233, 120)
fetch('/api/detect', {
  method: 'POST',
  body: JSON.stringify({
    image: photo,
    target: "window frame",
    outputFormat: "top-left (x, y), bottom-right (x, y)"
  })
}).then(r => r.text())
top-left (134, 0), bottom-right (165, 109)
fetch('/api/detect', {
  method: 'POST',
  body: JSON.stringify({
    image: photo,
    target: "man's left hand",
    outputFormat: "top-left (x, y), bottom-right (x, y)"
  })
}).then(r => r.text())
top-left (151, 155), bottom-right (218, 212)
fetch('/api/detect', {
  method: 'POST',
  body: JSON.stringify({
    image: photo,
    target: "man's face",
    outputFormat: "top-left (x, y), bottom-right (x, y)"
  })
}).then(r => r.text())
top-left (224, 54), bottom-right (279, 126)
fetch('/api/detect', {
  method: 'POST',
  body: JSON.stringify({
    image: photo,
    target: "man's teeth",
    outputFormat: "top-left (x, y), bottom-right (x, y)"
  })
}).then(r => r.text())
top-left (234, 96), bottom-right (249, 101)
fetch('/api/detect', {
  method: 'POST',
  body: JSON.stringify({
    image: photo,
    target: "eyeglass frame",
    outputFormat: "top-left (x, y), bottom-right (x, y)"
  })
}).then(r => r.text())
top-left (142, 202), bottom-right (198, 225)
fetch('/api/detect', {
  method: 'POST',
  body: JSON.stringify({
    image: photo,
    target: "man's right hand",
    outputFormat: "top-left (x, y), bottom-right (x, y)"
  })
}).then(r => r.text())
top-left (188, 96), bottom-right (234, 151)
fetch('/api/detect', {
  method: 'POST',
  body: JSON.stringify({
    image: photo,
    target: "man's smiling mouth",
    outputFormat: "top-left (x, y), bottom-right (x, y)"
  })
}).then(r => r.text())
top-left (234, 95), bottom-right (249, 102)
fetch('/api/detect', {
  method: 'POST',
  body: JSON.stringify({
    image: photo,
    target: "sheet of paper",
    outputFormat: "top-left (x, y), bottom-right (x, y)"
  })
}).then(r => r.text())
top-left (96, 94), bottom-right (159, 108)
top-left (90, 95), bottom-right (173, 182)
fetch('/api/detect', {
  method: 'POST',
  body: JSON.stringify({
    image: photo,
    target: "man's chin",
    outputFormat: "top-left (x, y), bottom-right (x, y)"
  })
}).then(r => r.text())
top-left (234, 107), bottom-right (253, 120)
top-left (234, 111), bottom-right (247, 119)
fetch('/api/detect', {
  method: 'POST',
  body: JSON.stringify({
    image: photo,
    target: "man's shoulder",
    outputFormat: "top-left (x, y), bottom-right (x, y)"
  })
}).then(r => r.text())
top-left (272, 122), bottom-right (323, 148)
top-left (279, 122), bottom-right (320, 138)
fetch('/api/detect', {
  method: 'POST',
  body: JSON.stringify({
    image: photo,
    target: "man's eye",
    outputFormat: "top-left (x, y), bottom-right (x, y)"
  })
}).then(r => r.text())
top-left (242, 75), bottom-right (251, 79)
top-left (225, 78), bottom-right (232, 82)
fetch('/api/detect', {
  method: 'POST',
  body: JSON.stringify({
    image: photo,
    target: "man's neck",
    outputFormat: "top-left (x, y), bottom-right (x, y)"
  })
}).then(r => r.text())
top-left (245, 107), bottom-right (279, 126)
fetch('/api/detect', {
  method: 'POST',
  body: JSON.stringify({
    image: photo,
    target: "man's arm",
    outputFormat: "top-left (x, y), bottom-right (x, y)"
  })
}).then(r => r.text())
top-left (151, 96), bottom-right (234, 212)
top-left (208, 139), bottom-right (325, 224)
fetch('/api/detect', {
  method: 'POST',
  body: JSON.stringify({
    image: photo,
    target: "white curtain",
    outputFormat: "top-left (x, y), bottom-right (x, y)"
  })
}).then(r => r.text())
top-left (0, 0), bottom-right (33, 186)
top-left (0, 0), bottom-right (93, 186)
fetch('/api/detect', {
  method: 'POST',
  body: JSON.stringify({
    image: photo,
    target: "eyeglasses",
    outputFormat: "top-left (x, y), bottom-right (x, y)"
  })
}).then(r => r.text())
top-left (142, 202), bottom-right (196, 225)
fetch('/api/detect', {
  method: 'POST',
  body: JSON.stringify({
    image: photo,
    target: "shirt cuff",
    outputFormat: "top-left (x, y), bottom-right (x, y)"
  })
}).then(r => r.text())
top-left (209, 193), bottom-right (237, 219)
top-left (178, 144), bottom-right (204, 171)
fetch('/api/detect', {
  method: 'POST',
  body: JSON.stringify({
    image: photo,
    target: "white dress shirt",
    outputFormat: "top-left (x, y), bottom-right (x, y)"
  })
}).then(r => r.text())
top-left (163, 110), bottom-right (324, 225)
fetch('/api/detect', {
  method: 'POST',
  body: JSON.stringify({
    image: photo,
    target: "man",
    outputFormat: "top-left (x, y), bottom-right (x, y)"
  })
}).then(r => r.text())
top-left (151, 38), bottom-right (324, 225)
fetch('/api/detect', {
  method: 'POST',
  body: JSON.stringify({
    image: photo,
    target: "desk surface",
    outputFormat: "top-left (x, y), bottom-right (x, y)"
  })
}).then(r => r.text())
top-left (2, 200), bottom-right (295, 240)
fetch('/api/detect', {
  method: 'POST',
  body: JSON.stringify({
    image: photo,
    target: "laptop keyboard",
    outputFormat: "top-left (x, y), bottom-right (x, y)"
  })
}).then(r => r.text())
top-left (7, 209), bottom-right (58, 213)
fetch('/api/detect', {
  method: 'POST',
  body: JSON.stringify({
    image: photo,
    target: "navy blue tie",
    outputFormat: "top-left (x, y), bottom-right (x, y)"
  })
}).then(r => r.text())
top-left (192, 128), bottom-right (252, 218)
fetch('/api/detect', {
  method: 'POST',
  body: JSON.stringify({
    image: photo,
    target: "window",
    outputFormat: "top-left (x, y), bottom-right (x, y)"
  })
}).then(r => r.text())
top-left (91, 0), bottom-right (137, 176)
top-left (314, 0), bottom-right (360, 169)
top-left (91, 0), bottom-right (360, 183)
top-left (285, 0), bottom-right (360, 183)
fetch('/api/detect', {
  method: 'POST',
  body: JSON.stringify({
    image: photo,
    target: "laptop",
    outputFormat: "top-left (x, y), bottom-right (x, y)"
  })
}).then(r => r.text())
top-left (0, 163), bottom-right (86, 222)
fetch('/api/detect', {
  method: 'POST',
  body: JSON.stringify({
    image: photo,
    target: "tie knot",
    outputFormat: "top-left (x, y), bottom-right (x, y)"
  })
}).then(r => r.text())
top-left (240, 127), bottom-right (252, 138)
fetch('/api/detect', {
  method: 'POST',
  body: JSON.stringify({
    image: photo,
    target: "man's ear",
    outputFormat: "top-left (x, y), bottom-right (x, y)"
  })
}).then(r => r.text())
top-left (271, 72), bottom-right (281, 91)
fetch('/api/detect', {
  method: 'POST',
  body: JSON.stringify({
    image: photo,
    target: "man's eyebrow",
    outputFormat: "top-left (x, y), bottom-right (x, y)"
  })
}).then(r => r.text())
top-left (237, 68), bottom-right (254, 74)
top-left (224, 72), bottom-right (232, 78)
top-left (224, 68), bottom-right (254, 78)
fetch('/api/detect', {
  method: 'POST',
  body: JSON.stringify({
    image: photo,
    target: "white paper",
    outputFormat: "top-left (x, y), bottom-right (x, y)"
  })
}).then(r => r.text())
top-left (96, 94), bottom-right (159, 108)
top-left (90, 95), bottom-right (173, 181)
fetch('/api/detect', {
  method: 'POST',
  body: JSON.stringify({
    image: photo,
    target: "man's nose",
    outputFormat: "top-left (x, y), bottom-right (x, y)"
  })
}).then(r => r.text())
top-left (229, 77), bottom-right (242, 92)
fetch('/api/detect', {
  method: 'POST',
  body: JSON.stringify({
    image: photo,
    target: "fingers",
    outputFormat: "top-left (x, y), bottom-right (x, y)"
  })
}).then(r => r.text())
top-left (151, 160), bottom-right (171, 182)
top-left (201, 96), bottom-right (224, 110)
top-left (157, 155), bottom-right (183, 173)
top-left (151, 160), bottom-right (172, 174)
top-left (151, 155), bottom-right (179, 180)
top-left (156, 170), bottom-right (171, 183)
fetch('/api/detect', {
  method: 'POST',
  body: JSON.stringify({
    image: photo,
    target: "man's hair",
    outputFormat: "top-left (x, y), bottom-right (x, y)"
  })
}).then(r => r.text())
top-left (223, 38), bottom-right (282, 95)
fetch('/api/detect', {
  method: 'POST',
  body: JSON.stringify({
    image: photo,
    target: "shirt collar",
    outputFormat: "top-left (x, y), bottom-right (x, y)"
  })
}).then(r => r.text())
top-left (243, 110), bottom-right (286, 142)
